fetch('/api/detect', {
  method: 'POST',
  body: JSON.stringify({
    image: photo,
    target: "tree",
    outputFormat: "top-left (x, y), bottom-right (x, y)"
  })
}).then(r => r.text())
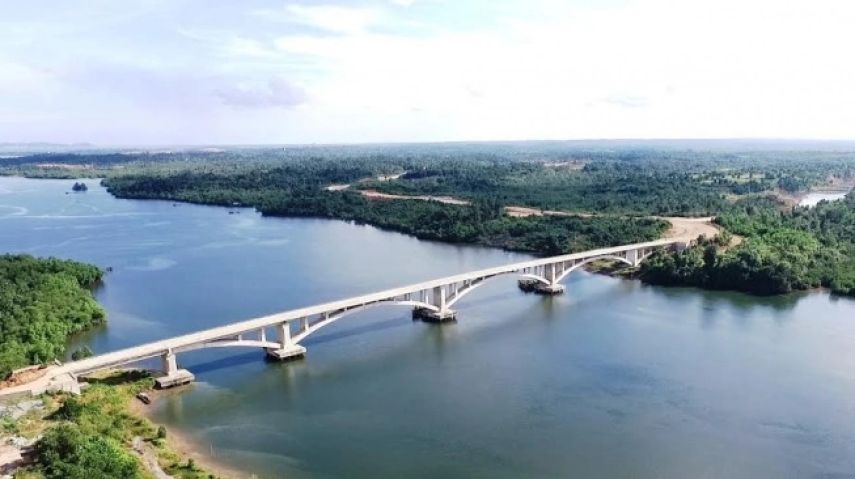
top-left (36, 424), bottom-right (142, 479)
top-left (71, 346), bottom-right (94, 361)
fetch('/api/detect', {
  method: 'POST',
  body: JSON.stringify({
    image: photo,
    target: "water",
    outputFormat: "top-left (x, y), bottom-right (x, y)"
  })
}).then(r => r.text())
top-left (799, 191), bottom-right (848, 207)
top-left (2, 176), bottom-right (855, 478)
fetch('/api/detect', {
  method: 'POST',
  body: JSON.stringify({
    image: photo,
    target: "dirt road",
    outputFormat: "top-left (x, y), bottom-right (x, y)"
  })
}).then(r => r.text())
top-left (657, 216), bottom-right (719, 240)
top-left (359, 190), bottom-right (471, 205)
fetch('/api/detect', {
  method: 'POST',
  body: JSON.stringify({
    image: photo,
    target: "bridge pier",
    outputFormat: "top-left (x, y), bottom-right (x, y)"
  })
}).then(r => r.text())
top-left (154, 351), bottom-right (194, 389)
top-left (266, 322), bottom-right (307, 360)
top-left (412, 285), bottom-right (457, 322)
top-left (534, 283), bottom-right (565, 295)
top-left (518, 279), bottom-right (565, 295)
top-left (412, 307), bottom-right (457, 322)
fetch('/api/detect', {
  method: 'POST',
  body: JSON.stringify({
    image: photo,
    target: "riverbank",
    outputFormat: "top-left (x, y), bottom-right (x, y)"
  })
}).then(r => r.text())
top-left (0, 370), bottom-right (227, 478)
top-left (127, 387), bottom-right (246, 479)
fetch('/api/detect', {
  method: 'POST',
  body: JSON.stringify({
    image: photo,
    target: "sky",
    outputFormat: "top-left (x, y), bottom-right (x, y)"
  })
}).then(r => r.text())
top-left (1, 0), bottom-right (854, 145)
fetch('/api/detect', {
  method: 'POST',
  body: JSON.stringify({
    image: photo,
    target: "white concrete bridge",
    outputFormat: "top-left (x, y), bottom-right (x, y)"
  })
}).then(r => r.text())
top-left (18, 238), bottom-right (690, 393)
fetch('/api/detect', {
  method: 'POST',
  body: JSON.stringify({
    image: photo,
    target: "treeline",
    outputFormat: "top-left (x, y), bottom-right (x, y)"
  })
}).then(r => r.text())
top-left (103, 171), bottom-right (667, 255)
top-left (5, 144), bottom-right (855, 215)
top-left (8, 145), bottom-right (855, 297)
top-left (641, 194), bottom-right (855, 296)
top-left (0, 255), bottom-right (105, 378)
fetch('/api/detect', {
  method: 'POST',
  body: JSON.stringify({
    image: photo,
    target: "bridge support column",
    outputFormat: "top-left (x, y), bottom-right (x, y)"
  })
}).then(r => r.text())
top-left (534, 267), bottom-right (564, 293)
top-left (267, 322), bottom-right (306, 361)
top-left (627, 248), bottom-right (640, 267)
top-left (155, 350), bottom-right (194, 389)
top-left (413, 286), bottom-right (456, 322)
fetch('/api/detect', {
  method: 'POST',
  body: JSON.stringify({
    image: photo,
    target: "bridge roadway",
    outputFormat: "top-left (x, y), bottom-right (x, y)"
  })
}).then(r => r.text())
top-left (21, 237), bottom-right (689, 393)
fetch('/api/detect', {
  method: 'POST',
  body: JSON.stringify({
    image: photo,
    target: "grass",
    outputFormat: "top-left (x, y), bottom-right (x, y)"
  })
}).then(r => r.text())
top-left (5, 370), bottom-right (219, 479)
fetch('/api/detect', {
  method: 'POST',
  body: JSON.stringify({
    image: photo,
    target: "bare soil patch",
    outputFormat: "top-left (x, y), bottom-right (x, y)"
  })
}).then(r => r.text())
top-left (360, 189), bottom-right (470, 206)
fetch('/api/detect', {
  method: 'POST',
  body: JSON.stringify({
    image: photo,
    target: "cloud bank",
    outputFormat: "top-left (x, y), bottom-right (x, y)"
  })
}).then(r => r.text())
top-left (1, 0), bottom-right (854, 144)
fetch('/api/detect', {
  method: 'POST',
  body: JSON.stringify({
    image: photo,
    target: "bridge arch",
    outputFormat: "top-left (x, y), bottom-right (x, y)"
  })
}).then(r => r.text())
top-left (176, 339), bottom-right (282, 353)
top-left (291, 299), bottom-right (435, 344)
top-left (553, 254), bottom-right (633, 283)
top-left (446, 271), bottom-right (547, 308)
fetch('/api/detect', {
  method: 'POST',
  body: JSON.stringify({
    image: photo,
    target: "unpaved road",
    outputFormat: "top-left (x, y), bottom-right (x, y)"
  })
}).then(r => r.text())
top-left (505, 206), bottom-right (595, 218)
top-left (359, 189), bottom-right (471, 205)
top-left (656, 216), bottom-right (719, 240)
top-left (505, 206), bottom-right (720, 241)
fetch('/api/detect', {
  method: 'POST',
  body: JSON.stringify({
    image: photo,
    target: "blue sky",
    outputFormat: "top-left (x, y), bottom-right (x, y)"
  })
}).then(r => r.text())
top-left (2, 0), bottom-right (854, 145)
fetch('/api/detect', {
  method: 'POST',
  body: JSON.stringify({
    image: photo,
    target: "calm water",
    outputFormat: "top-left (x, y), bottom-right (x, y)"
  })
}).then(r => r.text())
top-left (2, 176), bottom-right (855, 478)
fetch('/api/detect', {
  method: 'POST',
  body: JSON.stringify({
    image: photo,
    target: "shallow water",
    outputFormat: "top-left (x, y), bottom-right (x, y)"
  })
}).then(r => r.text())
top-left (2, 176), bottom-right (855, 478)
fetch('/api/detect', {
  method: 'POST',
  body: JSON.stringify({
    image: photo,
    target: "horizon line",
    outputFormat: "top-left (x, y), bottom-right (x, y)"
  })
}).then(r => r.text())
top-left (5, 137), bottom-right (855, 150)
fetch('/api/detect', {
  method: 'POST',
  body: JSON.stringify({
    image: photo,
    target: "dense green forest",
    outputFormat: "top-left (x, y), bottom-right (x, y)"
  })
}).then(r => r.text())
top-left (102, 169), bottom-right (667, 255)
top-left (4, 143), bottom-right (854, 215)
top-left (0, 255), bottom-right (105, 378)
top-left (2, 142), bottom-right (854, 296)
top-left (641, 192), bottom-right (855, 296)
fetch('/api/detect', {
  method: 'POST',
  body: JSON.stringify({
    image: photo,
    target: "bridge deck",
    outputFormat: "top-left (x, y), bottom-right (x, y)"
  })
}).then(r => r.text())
top-left (56, 238), bottom-right (685, 376)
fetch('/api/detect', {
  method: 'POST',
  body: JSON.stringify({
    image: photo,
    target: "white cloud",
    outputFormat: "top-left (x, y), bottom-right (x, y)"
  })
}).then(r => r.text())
top-left (3, 0), bottom-right (855, 143)
top-left (269, 0), bottom-right (855, 141)
top-left (215, 77), bottom-right (307, 109)
top-left (255, 4), bottom-right (381, 35)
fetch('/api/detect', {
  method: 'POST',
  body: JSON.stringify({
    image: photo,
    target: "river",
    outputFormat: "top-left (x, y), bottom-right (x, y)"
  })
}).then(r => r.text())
top-left (2, 176), bottom-right (855, 478)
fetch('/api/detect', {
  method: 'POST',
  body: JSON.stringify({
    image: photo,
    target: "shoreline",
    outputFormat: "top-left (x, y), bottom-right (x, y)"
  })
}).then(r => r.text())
top-left (127, 386), bottom-right (248, 479)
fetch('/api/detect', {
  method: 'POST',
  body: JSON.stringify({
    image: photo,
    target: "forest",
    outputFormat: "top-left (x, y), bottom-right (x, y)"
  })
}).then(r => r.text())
top-left (2, 141), bottom-right (854, 297)
top-left (641, 192), bottom-right (855, 296)
top-left (0, 255), bottom-right (105, 378)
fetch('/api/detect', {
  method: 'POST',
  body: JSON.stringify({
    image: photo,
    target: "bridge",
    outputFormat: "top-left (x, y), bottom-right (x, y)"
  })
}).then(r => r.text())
top-left (13, 238), bottom-right (690, 394)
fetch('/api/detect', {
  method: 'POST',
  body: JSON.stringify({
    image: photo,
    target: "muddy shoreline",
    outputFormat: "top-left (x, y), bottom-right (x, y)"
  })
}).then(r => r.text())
top-left (128, 387), bottom-right (248, 479)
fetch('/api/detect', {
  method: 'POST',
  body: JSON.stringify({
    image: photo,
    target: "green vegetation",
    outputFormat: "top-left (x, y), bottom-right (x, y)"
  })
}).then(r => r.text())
top-left (0, 255), bottom-right (105, 378)
top-left (2, 141), bottom-right (854, 297)
top-left (10, 372), bottom-right (218, 479)
top-left (0, 253), bottom-right (217, 478)
top-left (37, 423), bottom-right (141, 479)
top-left (642, 193), bottom-right (855, 296)
top-left (99, 163), bottom-right (669, 255)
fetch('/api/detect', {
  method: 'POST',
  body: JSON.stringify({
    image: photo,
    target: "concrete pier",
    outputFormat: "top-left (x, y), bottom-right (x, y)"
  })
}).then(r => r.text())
top-left (518, 279), bottom-right (565, 294)
top-left (412, 307), bottom-right (457, 322)
top-left (155, 351), bottom-right (194, 389)
top-left (154, 369), bottom-right (194, 389)
top-left (266, 344), bottom-right (307, 360)
top-left (534, 283), bottom-right (565, 295)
